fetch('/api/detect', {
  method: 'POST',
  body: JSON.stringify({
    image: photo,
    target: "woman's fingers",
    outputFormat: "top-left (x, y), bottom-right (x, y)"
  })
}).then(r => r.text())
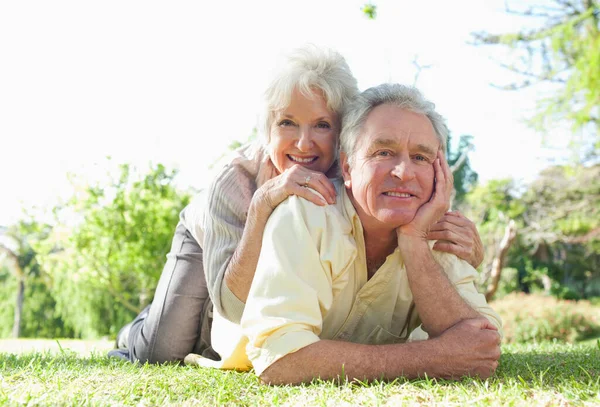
top-left (305, 173), bottom-right (336, 204)
top-left (294, 185), bottom-right (329, 206)
top-left (430, 212), bottom-right (472, 231)
top-left (432, 241), bottom-right (471, 260)
top-left (287, 166), bottom-right (336, 204)
top-left (428, 211), bottom-right (484, 268)
top-left (427, 228), bottom-right (466, 245)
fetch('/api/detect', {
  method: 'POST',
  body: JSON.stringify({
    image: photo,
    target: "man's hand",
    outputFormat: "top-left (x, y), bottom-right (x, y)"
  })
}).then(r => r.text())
top-left (428, 211), bottom-right (485, 268)
top-left (432, 318), bottom-right (501, 380)
top-left (397, 150), bottom-right (453, 241)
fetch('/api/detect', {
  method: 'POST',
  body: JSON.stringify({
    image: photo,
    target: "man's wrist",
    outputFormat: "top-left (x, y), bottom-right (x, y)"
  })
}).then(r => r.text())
top-left (397, 234), bottom-right (429, 251)
top-left (397, 234), bottom-right (432, 265)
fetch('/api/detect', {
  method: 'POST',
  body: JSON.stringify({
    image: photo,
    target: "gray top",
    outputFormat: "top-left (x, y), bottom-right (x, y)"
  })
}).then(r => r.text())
top-left (182, 143), bottom-right (269, 324)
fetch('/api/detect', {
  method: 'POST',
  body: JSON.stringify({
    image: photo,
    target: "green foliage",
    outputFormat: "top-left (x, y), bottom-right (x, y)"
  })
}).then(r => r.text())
top-left (361, 3), bottom-right (377, 19)
top-left (0, 265), bottom-right (16, 337)
top-left (0, 219), bottom-right (72, 338)
top-left (446, 134), bottom-right (478, 205)
top-left (494, 293), bottom-right (600, 343)
top-left (472, 0), bottom-right (600, 156)
top-left (516, 164), bottom-right (600, 298)
top-left (33, 161), bottom-right (191, 338)
top-left (462, 163), bottom-right (599, 299)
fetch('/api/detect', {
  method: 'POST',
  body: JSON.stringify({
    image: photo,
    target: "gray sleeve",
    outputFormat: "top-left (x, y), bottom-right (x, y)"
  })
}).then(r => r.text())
top-left (202, 163), bottom-right (256, 323)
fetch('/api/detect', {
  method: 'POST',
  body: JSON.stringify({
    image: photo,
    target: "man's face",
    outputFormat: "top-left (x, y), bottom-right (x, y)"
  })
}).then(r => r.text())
top-left (341, 104), bottom-right (440, 234)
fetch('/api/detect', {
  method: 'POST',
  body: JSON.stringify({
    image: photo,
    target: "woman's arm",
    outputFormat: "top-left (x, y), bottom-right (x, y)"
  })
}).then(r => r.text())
top-left (224, 164), bottom-right (336, 302)
top-left (203, 155), bottom-right (336, 323)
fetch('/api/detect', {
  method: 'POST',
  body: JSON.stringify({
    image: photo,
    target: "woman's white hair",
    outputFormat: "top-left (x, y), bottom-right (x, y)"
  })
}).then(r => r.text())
top-left (258, 45), bottom-right (359, 144)
top-left (340, 83), bottom-right (448, 164)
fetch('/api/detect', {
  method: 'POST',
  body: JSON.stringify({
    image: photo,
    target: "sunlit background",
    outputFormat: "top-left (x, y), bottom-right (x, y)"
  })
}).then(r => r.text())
top-left (0, 0), bottom-right (579, 226)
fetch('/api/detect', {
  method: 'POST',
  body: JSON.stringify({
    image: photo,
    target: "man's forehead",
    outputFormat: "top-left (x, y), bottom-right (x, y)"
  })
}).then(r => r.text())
top-left (359, 132), bottom-right (440, 153)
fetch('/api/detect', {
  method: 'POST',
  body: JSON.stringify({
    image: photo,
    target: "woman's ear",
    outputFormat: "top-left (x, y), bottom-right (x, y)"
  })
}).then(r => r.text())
top-left (340, 152), bottom-right (352, 189)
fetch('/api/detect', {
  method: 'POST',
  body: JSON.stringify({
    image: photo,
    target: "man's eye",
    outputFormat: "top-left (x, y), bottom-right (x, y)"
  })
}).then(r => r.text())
top-left (414, 155), bottom-right (428, 162)
top-left (316, 121), bottom-right (331, 129)
top-left (376, 150), bottom-right (392, 157)
top-left (278, 119), bottom-right (295, 127)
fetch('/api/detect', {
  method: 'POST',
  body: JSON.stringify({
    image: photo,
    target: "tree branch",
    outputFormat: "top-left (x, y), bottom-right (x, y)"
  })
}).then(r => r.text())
top-left (0, 244), bottom-right (24, 279)
top-left (450, 144), bottom-right (474, 174)
top-left (485, 220), bottom-right (518, 301)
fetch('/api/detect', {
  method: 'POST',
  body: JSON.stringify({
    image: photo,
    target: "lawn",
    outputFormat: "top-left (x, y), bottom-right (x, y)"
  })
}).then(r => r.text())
top-left (1, 340), bottom-right (599, 406)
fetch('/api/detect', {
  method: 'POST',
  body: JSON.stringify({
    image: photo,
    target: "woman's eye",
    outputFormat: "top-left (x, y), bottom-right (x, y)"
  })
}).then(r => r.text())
top-left (278, 119), bottom-right (295, 127)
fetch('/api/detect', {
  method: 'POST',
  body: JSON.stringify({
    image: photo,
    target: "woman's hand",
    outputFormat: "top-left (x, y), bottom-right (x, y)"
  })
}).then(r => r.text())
top-left (255, 163), bottom-right (337, 217)
top-left (428, 211), bottom-right (484, 269)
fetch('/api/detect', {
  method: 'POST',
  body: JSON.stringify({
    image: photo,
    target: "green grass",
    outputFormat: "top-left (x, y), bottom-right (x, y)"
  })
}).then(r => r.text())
top-left (1, 341), bottom-right (599, 406)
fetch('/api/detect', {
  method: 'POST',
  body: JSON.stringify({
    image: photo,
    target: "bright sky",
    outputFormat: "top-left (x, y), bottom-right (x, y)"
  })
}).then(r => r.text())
top-left (0, 0), bottom-right (572, 226)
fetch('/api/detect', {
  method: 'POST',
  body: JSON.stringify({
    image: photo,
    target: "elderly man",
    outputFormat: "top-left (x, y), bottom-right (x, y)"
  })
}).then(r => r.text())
top-left (187, 83), bottom-right (502, 385)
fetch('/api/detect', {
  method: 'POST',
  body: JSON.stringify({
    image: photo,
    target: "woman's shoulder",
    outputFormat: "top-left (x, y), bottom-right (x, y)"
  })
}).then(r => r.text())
top-left (208, 142), bottom-right (267, 195)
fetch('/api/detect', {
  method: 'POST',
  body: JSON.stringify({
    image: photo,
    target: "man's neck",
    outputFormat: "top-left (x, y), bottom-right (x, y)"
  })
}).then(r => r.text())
top-left (363, 228), bottom-right (397, 278)
top-left (346, 188), bottom-right (398, 278)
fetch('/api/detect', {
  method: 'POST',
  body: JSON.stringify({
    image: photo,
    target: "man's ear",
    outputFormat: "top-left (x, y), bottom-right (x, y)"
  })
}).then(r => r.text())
top-left (340, 152), bottom-right (352, 189)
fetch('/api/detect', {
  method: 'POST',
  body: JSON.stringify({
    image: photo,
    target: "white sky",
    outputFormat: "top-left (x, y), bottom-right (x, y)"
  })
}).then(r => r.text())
top-left (0, 0), bottom-right (573, 226)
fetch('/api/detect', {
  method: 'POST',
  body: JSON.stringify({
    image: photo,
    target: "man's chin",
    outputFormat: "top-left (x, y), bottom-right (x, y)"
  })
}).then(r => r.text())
top-left (377, 211), bottom-right (417, 228)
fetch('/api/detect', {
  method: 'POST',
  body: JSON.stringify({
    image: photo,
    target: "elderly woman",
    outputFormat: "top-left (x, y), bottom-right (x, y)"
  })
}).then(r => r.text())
top-left (109, 45), bottom-right (483, 364)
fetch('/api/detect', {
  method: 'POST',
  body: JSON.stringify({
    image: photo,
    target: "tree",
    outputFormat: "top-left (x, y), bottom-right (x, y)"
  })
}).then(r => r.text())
top-left (516, 163), bottom-right (600, 298)
top-left (34, 161), bottom-right (191, 338)
top-left (0, 231), bottom-right (24, 338)
top-left (462, 164), bottom-right (600, 300)
top-left (447, 133), bottom-right (478, 205)
top-left (0, 220), bottom-right (70, 338)
top-left (461, 179), bottom-right (526, 299)
top-left (471, 0), bottom-right (599, 157)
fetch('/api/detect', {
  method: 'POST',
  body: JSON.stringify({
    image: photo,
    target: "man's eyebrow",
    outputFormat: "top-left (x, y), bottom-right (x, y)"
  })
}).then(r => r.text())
top-left (415, 144), bottom-right (438, 157)
top-left (370, 138), bottom-right (399, 148)
top-left (369, 139), bottom-right (438, 156)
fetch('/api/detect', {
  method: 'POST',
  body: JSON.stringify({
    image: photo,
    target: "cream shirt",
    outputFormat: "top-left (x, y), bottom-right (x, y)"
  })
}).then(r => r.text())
top-left (197, 179), bottom-right (503, 375)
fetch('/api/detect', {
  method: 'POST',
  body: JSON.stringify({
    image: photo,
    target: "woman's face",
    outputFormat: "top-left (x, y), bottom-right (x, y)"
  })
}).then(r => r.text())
top-left (268, 88), bottom-right (339, 174)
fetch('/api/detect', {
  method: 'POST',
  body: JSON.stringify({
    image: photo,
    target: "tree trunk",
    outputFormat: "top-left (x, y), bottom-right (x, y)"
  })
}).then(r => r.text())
top-left (0, 244), bottom-right (25, 338)
top-left (12, 277), bottom-right (24, 338)
top-left (485, 220), bottom-right (517, 301)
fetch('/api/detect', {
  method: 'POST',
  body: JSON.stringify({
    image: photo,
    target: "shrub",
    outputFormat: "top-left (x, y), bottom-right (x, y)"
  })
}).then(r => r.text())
top-left (493, 293), bottom-right (600, 343)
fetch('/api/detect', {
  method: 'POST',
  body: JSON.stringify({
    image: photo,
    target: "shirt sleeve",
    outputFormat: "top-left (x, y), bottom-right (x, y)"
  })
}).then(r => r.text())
top-left (202, 162), bottom-right (256, 323)
top-left (433, 251), bottom-right (504, 337)
top-left (241, 195), bottom-right (356, 376)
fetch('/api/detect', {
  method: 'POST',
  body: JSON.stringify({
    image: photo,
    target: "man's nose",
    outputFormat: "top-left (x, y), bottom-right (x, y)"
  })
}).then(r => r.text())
top-left (296, 127), bottom-right (314, 151)
top-left (391, 160), bottom-right (415, 181)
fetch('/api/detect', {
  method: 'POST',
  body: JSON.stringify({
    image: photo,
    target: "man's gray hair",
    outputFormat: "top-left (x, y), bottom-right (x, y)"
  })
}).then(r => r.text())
top-left (258, 45), bottom-right (359, 144)
top-left (340, 84), bottom-right (448, 163)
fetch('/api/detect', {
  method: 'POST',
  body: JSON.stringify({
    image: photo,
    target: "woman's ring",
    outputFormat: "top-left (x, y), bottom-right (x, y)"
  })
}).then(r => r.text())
top-left (304, 175), bottom-right (311, 187)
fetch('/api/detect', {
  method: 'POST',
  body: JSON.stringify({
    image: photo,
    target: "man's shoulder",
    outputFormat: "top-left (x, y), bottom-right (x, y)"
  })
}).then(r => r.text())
top-left (276, 180), bottom-right (352, 234)
top-left (431, 246), bottom-right (478, 281)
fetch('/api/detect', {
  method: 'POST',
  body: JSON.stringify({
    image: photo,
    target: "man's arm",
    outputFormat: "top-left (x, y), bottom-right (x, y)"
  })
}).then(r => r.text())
top-left (399, 237), bottom-right (481, 337)
top-left (395, 151), bottom-right (494, 337)
top-left (260, 318), bottom-right (500, 385)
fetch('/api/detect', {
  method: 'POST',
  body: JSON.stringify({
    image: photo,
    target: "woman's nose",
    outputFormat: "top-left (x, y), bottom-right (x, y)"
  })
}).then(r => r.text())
top-left (296, 127), bottom-right (314, 151)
